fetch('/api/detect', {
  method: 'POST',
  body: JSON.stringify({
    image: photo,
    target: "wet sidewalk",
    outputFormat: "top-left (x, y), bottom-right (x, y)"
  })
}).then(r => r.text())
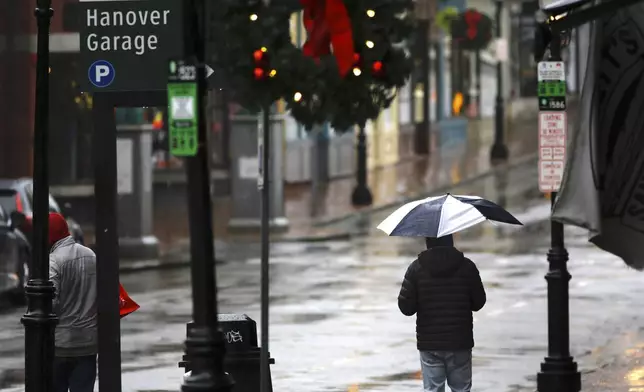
top-left (277, 115), bottom-right (539, 241)
top-left (145, 115), bottom-right (543, 262)
top-left (583, 328), bottom-right (644, 391)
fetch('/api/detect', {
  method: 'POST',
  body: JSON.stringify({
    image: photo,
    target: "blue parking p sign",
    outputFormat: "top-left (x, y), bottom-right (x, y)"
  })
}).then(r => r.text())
top-left (88, 60), bottom-right (115, 88)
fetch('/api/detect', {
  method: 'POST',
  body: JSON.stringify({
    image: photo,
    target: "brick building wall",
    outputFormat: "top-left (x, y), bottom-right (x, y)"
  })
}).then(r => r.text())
top-left (0, 0), bottom-right (79, 179)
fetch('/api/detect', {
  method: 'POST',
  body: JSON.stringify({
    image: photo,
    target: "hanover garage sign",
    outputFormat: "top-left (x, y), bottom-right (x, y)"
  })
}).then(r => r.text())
top-left (79, 0), bottom-right (183, 92)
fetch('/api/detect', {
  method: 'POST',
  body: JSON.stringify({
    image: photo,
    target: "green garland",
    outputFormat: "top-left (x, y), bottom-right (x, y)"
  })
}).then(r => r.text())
top-left (213, 0), bottom-right (414, 132)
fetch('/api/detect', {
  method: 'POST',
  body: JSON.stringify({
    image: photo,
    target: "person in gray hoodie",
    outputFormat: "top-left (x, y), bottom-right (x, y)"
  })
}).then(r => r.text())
top-left (49, 212), bottom-right (97, 392)
top-left (398, 235), bottom-right (486, 392)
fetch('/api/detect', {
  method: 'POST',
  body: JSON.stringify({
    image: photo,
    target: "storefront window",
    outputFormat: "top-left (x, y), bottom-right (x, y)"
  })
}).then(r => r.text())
top-left (399, 80), bottom-right (412, 125)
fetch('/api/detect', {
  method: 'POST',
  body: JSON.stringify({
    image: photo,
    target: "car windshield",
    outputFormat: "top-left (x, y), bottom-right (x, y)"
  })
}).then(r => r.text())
top-left (0, 189), bottom-right (17, 215)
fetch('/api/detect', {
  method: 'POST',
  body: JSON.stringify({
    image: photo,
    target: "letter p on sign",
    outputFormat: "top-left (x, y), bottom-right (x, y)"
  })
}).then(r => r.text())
top-left (88, 60), bottom-right (116, 88)
top-left (96, 65), bottom-right (109, 81)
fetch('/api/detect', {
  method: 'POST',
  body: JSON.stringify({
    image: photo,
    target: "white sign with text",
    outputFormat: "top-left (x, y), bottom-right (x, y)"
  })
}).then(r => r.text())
top-left (538, 111), bottom-right (567, 192)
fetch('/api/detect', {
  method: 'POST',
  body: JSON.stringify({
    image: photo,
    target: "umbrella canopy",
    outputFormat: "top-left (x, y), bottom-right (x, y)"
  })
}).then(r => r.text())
top-left (377, 194), bottom-right (523, 237)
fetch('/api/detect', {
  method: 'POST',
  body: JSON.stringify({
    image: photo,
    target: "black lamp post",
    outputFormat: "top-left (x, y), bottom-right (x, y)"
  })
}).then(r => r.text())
top-left (21, 0), bottom-right (58, 391)
top-left (351, 125), bottom-right (373, 206)
top-left (490, 0), bottom-right (509, 163)
top-left (414, 19), bottom-right (431, 155)
top-left (180, 0), bottom-right (233, 390)
top-left (535, 28), bottom-right (581, 392)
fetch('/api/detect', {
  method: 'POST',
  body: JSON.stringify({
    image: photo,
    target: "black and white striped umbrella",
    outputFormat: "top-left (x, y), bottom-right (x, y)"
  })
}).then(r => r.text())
top-left (377, 194), bottom-right (523, 237)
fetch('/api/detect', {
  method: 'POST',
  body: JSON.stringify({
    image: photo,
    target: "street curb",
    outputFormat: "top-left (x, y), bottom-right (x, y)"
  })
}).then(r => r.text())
top-left (310, 153), bottom-right (539, 229)
top-left (118, 257), bottom-right (226, 274)
top-left (271, 231), bottom-right (354, 243)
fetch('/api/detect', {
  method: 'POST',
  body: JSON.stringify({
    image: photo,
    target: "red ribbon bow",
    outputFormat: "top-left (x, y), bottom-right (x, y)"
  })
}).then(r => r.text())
top-left (300, 0), bottom-right (355, 77)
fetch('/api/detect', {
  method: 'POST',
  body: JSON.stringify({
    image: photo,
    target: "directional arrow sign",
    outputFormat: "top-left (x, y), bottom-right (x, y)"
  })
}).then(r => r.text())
top-left (206, 65), bottom-right (214, 78)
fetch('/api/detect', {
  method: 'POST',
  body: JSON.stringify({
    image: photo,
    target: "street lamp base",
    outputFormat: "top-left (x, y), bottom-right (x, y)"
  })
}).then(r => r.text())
top-left (490, 142), bottom-right (509, 163)
top-left (537, 357), bottom-right (581, 392)
top-left (351, 184), bottom-right (373, 207)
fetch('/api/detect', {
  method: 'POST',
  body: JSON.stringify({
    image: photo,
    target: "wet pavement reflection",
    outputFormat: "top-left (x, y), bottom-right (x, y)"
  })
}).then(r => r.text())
top-left (0, 163), bottom-right (643, 391)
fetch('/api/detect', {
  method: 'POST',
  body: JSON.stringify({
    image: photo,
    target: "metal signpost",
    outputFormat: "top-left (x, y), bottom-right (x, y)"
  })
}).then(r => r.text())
top-left (536, 28), bottom-right (581, 392)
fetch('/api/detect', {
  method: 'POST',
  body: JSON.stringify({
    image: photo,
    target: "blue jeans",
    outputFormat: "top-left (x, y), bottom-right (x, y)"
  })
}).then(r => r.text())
top-left (420, 350), bottom-right (472, 392)
top-left (53, 355), bottom-right (97, 392)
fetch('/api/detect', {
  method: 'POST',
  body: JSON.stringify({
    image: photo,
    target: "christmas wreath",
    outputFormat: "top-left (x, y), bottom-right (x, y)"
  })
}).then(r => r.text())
top-left (213, 0), bottom-right (414, 131)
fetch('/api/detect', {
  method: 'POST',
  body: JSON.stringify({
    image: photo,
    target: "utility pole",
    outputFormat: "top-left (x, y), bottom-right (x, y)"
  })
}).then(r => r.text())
top-left (21, 0), bottom-right (58, 390)
top-left (177, 0), bottom-right (233, 390)
top-left (259, 105), bottom-right (271, 392)
top-left (490, 0), bottom-right (509, 163)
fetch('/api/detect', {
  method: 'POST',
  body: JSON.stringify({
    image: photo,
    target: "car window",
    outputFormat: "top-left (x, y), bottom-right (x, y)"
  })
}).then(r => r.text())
top-left (24, 183), bottom-right (60, 213)
top-left (0, 205), bottom-right (6, 223)
top-left (25, 184), bottom-right (33, 207)
top-left (0, 189), bottom-right (18, 214)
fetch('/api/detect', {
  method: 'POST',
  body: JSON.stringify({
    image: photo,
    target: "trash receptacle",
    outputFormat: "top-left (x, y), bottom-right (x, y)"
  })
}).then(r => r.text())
top-left (179, 314), bottom-right (275, 392)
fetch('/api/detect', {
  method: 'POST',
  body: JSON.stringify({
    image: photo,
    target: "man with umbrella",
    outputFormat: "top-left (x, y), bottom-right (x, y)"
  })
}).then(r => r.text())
top-left (397, 235), bottom-right (485, 392)
top-left (379, 194), bottom-right (522, 392)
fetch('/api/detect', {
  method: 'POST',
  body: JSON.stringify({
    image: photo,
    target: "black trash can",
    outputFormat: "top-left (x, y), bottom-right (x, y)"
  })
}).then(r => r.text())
top-left (179, 314), bottom-right (275, 392)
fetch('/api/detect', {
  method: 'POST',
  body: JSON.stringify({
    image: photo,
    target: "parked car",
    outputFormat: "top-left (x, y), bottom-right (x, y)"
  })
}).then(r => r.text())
top-left (0, 206), bottom-right (30, 303)
top-left (0, 179), bottom-right (84, 246)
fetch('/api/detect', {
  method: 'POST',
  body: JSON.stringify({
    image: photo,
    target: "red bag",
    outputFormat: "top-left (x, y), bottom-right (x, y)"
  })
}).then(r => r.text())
top-left (119, 283), bottom-right (140, 319)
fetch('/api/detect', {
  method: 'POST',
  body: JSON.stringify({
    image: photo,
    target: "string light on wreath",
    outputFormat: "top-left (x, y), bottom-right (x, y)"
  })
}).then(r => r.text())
top-left (372, 61), bottom-right (383, 75)
top-left (366, 9), bottom-right (375, 17)
top-left (250, 13), bottom-right (258, 21)
top-left (366, 40), bottom-right (374, 48)
top-left (294, 92), bottom-right (303, 102)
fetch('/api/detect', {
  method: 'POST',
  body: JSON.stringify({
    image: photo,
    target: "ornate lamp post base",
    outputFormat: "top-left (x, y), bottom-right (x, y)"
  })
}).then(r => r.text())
top-left (351, 185), bottom-right (373, 207)
top-left (351, 125), bottom-right (373, 207)
top-left (538, 357), bottom-right (581, 392)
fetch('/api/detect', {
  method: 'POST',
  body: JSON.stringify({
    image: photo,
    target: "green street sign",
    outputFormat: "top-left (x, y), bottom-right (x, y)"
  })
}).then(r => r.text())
top-left (537, 61), bottom-right (566, 111)
top-left (167, 59), bottom-right (198, 157)
top-left (538, 80), bottom-right (567, 97)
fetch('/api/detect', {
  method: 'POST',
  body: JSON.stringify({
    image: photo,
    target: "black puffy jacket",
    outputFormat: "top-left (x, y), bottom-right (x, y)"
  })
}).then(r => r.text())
top-left (398, 246), bottom-right (486, 351)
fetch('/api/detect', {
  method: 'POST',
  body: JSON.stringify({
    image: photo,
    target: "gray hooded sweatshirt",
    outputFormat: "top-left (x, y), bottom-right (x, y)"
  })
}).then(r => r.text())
top-left (49, 236), bottom-right (98, 357)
